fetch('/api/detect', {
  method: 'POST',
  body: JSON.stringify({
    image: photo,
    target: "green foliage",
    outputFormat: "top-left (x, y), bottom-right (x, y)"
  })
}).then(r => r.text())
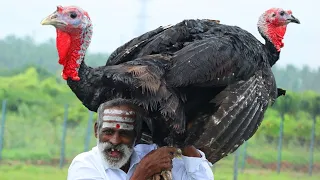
top-left (256, 92), bottom-right (320, 145)
top-left (1, 35), bottom-right (320, 93)
top-left (1, 65), bottom-right (320, 141)
top-left (272, 91), bottom-right (301, 114)
top-left (272, 65), bottom-right (320, 93)
top-left (299, 91), bottom-right (320, 116)
top-left (1, 35), bottom-right (320, 168)
top-left (0, 67), bottom-right (98, 161)
top-left (0, 67), bottom-right (320, 161)
top-left (0, 67), bottom-right (88, 124)
top-left (0, 35), bottom-right (110, 76)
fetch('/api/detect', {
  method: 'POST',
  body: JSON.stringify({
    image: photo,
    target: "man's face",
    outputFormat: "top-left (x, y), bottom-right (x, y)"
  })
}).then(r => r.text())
top-left (95, 105), bottom-right (137, 169)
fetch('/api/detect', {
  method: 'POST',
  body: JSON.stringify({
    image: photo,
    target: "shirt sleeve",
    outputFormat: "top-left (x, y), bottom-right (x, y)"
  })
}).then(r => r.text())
top-left (67, 160), bottom-right (105, 180)
top-left (172, 149), bottom-right (214, 180)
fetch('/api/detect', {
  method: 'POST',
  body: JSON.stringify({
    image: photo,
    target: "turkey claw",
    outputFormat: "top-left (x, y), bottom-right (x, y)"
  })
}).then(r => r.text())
top-left (148, 170), bottom-right (172, 180)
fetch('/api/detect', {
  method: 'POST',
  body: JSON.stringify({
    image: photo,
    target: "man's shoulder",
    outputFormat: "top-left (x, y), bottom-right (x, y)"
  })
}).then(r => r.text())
top-left (134, 143), bottom-right (157, 157)
top-left (67, 147), bottom-right (106, 180)
top-left (70, 146), bottom-right (100, 165)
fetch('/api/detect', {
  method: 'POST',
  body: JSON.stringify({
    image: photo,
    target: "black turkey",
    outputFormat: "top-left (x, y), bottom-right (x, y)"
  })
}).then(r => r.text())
top-left (41, 5), bottom-right (299, 163)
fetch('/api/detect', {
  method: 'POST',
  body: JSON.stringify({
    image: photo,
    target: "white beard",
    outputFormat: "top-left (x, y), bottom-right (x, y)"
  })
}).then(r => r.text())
top-left (97, 140), bottom-right (134, 169)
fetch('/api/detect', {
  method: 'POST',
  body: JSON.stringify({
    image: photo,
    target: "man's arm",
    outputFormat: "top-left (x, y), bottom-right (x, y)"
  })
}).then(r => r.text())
top-left (172, 146), bottom-right (214, 180)
top-left (67, 160), bottom-right (104, 180)
top-left (130, 146), bottom-right (177, 180)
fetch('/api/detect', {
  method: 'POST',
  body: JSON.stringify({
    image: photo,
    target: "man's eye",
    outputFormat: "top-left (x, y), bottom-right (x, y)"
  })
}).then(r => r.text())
top-left (104, 130), bottom-right (113, 135)
top-left (120, 132), bottom-right (130, 137)
top-left (120, 131), bottom-right (134, 137)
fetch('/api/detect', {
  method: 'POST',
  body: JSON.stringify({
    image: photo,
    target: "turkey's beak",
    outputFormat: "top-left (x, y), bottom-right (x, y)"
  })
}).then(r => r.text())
top-left (40, 13), bottom-right (67, 26)
top-left (287, 14), bottom-right (300, 24)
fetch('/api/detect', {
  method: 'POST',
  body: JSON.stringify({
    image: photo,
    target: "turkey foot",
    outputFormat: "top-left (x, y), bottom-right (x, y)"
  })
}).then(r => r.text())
top-left (148, 170), bottom-right (172, 180)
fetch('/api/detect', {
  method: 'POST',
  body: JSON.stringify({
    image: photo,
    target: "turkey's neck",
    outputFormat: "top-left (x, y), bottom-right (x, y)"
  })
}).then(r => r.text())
top-left (258, 24), bottom-right (286, 67)
top-left (264, 38), bottom-right (280, 67)
top-left (56, 24), bottom-right (92, 81)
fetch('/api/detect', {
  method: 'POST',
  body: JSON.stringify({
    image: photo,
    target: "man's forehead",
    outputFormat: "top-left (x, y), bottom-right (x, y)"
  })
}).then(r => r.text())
top-left (103, 107), bottom-right (136, 116)
top-left (102, 106), bottom-right (136, 130)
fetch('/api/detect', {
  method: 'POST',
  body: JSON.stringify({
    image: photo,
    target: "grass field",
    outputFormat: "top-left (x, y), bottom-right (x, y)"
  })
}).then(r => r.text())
top-left (2, 110), bottom-right (320, 179)
top-left (1, 163), bottom-right (320, 180)
top-left (1, 141), bottom-right (320, 180)
top-left (1, 131), bottom-right (320, 179)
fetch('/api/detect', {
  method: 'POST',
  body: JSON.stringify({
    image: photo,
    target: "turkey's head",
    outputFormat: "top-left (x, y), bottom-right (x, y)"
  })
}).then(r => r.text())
top-left (41, 5), bottom-right (92, 81)
top-left (257, 8), bottom-right (300, 52)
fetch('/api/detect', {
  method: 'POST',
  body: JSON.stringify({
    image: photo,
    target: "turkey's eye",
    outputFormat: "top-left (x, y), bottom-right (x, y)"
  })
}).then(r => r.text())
top-left (272, 13), bottom-right (276, 17)
top-left (279, 11), bottom-right (285, 16)
top-left (70, 12), bottom-right (77, 19)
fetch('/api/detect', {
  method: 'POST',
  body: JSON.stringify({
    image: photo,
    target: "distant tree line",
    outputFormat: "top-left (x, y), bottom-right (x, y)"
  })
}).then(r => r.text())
top-left (0, 35), bottom-right (109, 76)
top-left (1, 35), bottom-right (320, 145)
top-left (1, 35), bottom-right (320, 93)
top-left (0, 67), bottom-right (319, 147)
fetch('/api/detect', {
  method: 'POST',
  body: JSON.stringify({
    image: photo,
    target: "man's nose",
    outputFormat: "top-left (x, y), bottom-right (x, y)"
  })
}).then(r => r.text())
top-left (109, 133), bottom-right (121, 145)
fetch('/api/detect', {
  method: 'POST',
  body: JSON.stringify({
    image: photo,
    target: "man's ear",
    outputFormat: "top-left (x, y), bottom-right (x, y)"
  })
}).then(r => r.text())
top-left (94, 122), bottom-right (98, 138)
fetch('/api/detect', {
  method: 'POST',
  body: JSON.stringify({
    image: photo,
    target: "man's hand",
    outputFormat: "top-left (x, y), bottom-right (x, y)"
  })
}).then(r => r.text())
top-left (130, 146), bottom-right (177, 180)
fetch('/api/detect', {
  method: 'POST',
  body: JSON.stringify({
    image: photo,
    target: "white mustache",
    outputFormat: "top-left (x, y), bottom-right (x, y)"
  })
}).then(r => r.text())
top-left (97, 141), bottom-right (134, 169)
top-left (102, 142), bottom-right (127, 154)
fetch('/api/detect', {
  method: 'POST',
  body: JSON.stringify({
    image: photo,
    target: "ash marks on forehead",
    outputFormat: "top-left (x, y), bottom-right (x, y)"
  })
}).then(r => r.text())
top-left (104, 109), bottom-right (136, 116)
top-left (102, 109), bottom-right (137, 130)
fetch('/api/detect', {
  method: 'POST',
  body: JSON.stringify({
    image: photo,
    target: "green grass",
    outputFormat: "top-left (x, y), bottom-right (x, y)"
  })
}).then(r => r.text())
top-left (2, 117), bottom-right (320, 175)
top-left (248, 144), bottom-right (320, 165)
top-left (1, 133), bottom-right (320, 180)
top-left (218, 169), bottom-right (320, 180)
top-left (3, 114), bottom-right (320, 166)
top-left (2, 108), bottom-right (320, 179)
top-left (0, 165), bottom-right (67, 180)
top-left (1, 164), bottom-right (320, 180)
top-left (213, 159), bottom-right (320, 180)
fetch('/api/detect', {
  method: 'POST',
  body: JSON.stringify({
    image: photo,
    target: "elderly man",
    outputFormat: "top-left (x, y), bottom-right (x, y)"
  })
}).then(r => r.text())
top-left (67, 98), bottom-right (214, 180)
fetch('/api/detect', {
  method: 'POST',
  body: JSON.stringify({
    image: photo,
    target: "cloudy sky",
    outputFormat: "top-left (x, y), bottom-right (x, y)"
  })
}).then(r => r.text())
top-left (0, 0), bottom-right (317, 68)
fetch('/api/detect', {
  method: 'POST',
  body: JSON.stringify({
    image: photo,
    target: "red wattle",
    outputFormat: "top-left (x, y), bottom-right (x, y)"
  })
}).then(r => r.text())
top-left (266, 25), bottom-right (287, 52)
top-left (62, 67), bottom-right (81, 81)
top-left (72, 76), bottom-right (80, 81)
top-left (61, 71), bottom-right (68, 80)
top-left (56, 30), bottom-right (71, 66)
top-left (56, 29), bottom-right (82, 81)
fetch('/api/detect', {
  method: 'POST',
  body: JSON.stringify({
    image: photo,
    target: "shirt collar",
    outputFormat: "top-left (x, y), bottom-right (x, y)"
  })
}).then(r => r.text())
top-left (129, 150), bottom-right (140, 168)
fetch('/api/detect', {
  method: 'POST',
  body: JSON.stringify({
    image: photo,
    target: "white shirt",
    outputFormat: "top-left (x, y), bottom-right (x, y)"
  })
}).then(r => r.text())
top-left (67, 144), bottom-right (214, 180)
